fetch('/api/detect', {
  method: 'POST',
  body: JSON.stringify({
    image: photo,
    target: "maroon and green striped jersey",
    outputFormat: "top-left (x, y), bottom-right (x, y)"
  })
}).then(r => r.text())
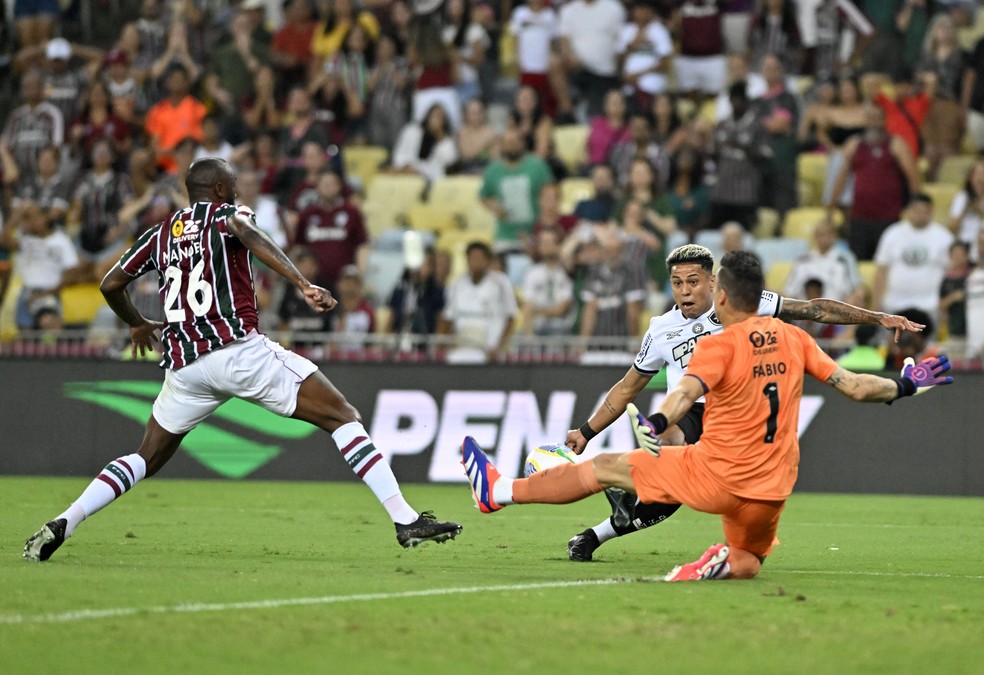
top-left (118, 201), bottom-right (259, 369)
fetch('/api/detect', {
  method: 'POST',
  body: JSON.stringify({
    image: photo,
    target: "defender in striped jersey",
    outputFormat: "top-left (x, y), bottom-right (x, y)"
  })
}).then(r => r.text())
top-left (563, 244), bottom-right (925, 562)
top-left (24, 159), bottom-right (461, 562)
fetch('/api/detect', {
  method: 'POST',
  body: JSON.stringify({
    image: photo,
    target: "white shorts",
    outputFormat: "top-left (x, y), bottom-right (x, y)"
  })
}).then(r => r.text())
top-left (153, 332), bottom-right (319, 435)
top-left (673, 55), bottom-right (727, 95)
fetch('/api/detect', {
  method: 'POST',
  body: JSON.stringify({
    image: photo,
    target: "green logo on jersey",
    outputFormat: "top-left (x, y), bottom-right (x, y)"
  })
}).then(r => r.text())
top-left (64, 381), bottom-right (317, 478)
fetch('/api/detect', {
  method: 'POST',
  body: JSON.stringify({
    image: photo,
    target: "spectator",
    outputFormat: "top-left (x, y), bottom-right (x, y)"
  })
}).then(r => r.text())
top-left (193, 114), bottom-right (237, 164)
top-left (409, 13), bottom-right (461, 129)
top-left (797, 77), bottom-right (837, 151)
top-left (440, 241), bottom-right (518, 361)
top-left (965, 229), bottom-right (984, 359)
top-left (278, 246), bottom-right (331, 334)
top-left (948, 159), bottom-right (984, 260)
top-left (867, 68), bottom-right (931, 161)
top-left (615, 158), bottom-right (673, 231)
top-left (237, 169), bottom-right (288, 249)
top-left (819, 76), bottom-right (866, 210)
top-left (873, 193), bottom-right (954, 320)
top-left (278, 140), bottom-right (331, 213)
top-left (674, 0), bottom-right (728, 101)
top-left (521, 227), bottom-right (575, 336)
top-left (666, 145), bottom-right (711, 235)
top-left (455, 99), bottom-right (497, 175)
top-left (884, 307), bottom-right (936, 371)
top-left (573, 164), bottom-right (617, 225)
top-left (35, 38), bottom-right (101, 126)
top-left (149, 16), bottom-right (202, 85)
top-left (609, 114), bottom-right (667, 188)
top-left (709, 81), bottom-right (772, 231)
top-left (366, 32), bottom-right (412, 151)
top-left (509, 0), bottom-right (560, 117)
top-left (621, 197), bottom-right (668, 289)
top-left (796, 0), bottom-right (874, 81)
top-left (835, 323), bottom-right (885, 371)
top-left (332, 24), bottom-right (376, 141)
top-left (714, 53), bottom-right (769, 122)
top-left (443, 0), bottom-right (489, 105)
top-left (0, 69), bottom-right (64, 187)
top-left (828, 105), bottom-right (920, 261)
top-left (102, 48), bottom-right (145, 128)
top-left (14, 145), bottom-right (71, 228)
top-left (618, 0), bottom-right (673, 110)
top-left (271, 0), bottom-right (316, 90)
top-left (939, 240), bottom-right (972, 355)
top-left (292, 170), bottom-right (368, 292)
top-left (783, 217), bottom-right (863, 304)
top-left (311, 0), bottom-right (380, 66)
top-left (390, 104), bottom-right (458, 183)
top-left (242, 66), bottom-right (284, 133)
top-left (755, 54), bottom-right (799, 221)
top-left (916, 13), bottom-right (972, 181)
top-left (144, 64), bottom-right (207, 173)
top-left (69, 139), bottom-right (135, 282)
top-left (586, 89), bottom-right (631, 167)
top-left (556, 0), bottom-right (626, 119)
top-left (650, 91), bottom-right (687, 154)
top-left (389, 248), bottom-right (446, 337)
top-left (280, 87), bottom-right (331, 160)
top-left (308, 59), bottom-right (364, 145)
top-left (509, 85), bottom-right (553, 160)
top-left (578, 229), bottom-right (647, 339)
top-left (721, 0), bottom-right (753, 56)
top-left (747, 0), bottom-right (801, 73)
top-left (134, 0), bottom-right (168, 72)
top-left (329, 264), bottom-right (376, 351)
top-left (206, 11), bottom-right (273, 113)
top-left (7, 200), bottom-right (80, 330)
top-left (479, 129), bottom-right (554, 251)
top-left (532, 184), bottom-right (579, 238)
top-left (14, 0), bottom-right (57, 49)
top-left (70, 79), bottom-right (133, 165)
top-left (967, 33), bottom-right (984, 153)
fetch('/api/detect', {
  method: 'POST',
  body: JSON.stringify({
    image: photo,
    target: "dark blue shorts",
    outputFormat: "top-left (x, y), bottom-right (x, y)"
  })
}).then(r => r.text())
top-left (14, 0), bottom-right (60, 19)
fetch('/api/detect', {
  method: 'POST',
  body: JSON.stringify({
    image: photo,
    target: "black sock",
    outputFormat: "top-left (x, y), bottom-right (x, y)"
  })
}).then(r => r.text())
top-left (611, 501), bottom-right (682, 537)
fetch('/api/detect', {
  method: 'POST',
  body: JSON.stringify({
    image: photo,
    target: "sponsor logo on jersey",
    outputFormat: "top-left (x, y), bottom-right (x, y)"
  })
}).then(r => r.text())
top-left (665, 329), bottom-right (683, 340)
top-left (672, 331), bottom-right (711, 368)
top-left (171, 219), bottom-right (184, 237)
top-left (636, 331), bottom-right (654, 362)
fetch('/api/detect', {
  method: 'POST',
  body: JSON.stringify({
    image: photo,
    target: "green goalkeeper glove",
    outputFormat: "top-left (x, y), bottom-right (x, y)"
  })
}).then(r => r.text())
top-left (626, 402), bottom-right (663, 456)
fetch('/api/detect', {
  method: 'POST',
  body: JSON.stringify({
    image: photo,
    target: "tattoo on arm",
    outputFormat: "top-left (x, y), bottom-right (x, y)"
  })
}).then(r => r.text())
top-left (781, 298), bottom-right (879, 325)
top-left (603, 397), bottom-right (617, 416)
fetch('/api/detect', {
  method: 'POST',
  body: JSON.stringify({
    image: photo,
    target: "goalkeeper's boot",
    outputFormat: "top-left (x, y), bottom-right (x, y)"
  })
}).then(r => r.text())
top-left (395, 511), bottom-right (462, 548)
top-left (461, 436), bottom-right (504, 513)
top-left (664, 543), bottom-right (731, 582)
top-left (604, 487), bottom-right (637, 530)
top-left (567, 529), bottom-right (601, 562)
top-left (24, 518), bottom-right (67, 562)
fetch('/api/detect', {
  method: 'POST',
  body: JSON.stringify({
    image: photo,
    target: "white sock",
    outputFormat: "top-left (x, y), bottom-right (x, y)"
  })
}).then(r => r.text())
top-left (492, 477), bottom-right (515, 506)
top-left (591, 518), bottom-right (618, 544)
top-left (57, 454), bottom-right (147, 537)
top-left (333, 422), bottom-right (418, 525)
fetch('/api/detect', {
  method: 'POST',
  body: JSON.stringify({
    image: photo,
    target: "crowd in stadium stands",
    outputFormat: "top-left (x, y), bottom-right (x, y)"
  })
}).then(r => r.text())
top-left (1, 0), bottom-right (984, 366)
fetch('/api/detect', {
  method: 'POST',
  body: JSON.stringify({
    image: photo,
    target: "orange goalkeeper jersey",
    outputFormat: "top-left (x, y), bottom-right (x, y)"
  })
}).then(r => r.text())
top-left (684, 315), bottom-right (839, 501)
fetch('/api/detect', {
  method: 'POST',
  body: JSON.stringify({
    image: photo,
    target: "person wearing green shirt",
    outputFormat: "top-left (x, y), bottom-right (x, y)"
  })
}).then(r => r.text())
top-left (836, 323), bottom-right (887, 371)
top-left (479, 129), bottom-right (554, 247)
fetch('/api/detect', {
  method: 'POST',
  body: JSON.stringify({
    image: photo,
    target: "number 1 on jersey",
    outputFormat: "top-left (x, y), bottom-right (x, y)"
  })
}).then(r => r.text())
top-left (762, 382), bottom-right (779, 443)
top-left (163, 259), bottom-right (214, 323)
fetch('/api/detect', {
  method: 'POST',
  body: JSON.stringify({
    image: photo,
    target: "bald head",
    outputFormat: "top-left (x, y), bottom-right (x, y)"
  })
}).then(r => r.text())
top-left (186, 158), bottom-right (236, 204)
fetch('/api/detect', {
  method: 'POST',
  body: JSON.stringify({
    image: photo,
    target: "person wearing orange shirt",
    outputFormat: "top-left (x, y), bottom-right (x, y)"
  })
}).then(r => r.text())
top-left (144, 64), bottom-right (207, 173)
top-left (462, 251), bottom-right (954, 581)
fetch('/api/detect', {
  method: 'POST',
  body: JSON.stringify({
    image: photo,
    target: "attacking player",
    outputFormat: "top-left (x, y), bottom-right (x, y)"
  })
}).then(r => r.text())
top-left (564, 244), bottom-right (924, 562)
top-left (462, 251), bottom-right (953, 580)
top-left (24, 158), bottom-right (461, 562)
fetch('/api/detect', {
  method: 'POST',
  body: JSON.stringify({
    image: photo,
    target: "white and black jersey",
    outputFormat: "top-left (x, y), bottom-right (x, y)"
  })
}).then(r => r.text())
top-left (633, 291), bottom-right (783, 399)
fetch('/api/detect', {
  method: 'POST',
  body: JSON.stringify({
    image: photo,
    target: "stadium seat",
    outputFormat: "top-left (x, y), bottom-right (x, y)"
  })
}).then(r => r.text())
top-left (753, 237), bottom-right (810, 272)
top-left (365, 174), bottom-right (426, 212)
top-left (559, 177), bottom-right (593, 213)
top-left (405, 202), bottom-right (460, 234)
top-left (499, 27), bottom-right (518, 79)
top-left (797, 153), bottom-right (828, 207)
top-left (429, 175), bottom-right (483, 209)
top-left (343, 146), bottom-right (388, 192)
top-left (922, 182), bottom-right (959, 223)
top-left (857, 260), bottom-right (877, 290)
top-left (765, 261), bottom-right (793, 292)
top-left (783, 207), bottom-right (828, 239)
top-left (755, 208), bottom-right (780, 238)
top-left (937, 155), bottom-right (976, 186)
top-left (698, 99), bottom-right (718, 125)
top-left (361, 201), bottom-right (405, 239)
top-left (61, 283), bottom-right (104, 327)
top-left (552, 125), bottom-right (588, 173)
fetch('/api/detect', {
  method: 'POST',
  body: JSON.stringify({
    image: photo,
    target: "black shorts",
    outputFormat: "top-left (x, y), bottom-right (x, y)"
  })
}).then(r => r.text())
top-left (652, 402), bottom-right (704, 445)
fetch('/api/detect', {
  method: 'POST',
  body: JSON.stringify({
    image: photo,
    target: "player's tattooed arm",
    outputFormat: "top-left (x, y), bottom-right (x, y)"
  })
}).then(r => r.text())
top-left (825, 366), bottom-right (899, 403)
top-left (779, 297), bottom-right (925, 343)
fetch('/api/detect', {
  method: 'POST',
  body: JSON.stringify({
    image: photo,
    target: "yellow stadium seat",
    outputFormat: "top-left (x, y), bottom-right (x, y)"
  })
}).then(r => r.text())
top-left (783, 207), bottom-right (827, 239)
top-left (61, 283), bottom-right (104, 326)
top-left (559, 177), bottom-right (593, 213)
top-left (464, 205), bottom-right (497, 236)
top-left (365, 174), bottom-right (426, 212)
top-left (797, 153), bottom-right (828, 201)
top-left (429, 175), bottom-right (483, 209)
top-left (0, 271), bottom-right (22, 341)
top-left (922, 182), bottom-right (960, 223)
top-left (499, 27), bottom-right (518, 79)
top-left (343, 146), bottom-right (388, 191)
top-left (755, 207), bottom-right (780, 238)
top-left (361, 200), bottom-right (404, 238)
top-left (937, 155), bottom-right (977, 186)
top-left (552, 125), bottom-right (588, 173)
top-left (698, 99), bottom-right (717, 125)
top-left (857, 261), bottom-right (877, 290)
top-left (766, 261), bottom-right (793, 292)
top-left (405, 202), bottom-right (460, 234)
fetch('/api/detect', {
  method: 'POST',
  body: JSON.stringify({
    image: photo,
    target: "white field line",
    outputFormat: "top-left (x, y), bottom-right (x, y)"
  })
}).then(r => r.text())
top-left (3, 569), bottom-right (983, 626)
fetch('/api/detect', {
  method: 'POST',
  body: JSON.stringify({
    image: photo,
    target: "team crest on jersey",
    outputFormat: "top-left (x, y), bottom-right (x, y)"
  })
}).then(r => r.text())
top-left (709, 312), bottom-right (722, 326)
top-left (692, 323), bottom-right (704, 334)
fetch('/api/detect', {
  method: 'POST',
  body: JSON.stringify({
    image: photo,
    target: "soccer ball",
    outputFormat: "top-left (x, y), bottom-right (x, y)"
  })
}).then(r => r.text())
top-left (523, 443), bottom-right (577, 478)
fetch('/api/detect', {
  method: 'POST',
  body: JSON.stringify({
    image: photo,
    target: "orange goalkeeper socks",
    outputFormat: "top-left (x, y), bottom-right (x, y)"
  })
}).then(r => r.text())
top-left (512, 461), bottom-right (602, 505)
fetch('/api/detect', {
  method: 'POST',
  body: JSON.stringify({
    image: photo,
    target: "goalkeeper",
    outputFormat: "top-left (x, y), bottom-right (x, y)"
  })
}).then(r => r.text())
top-left (563, 245), bottom-right (926, 562)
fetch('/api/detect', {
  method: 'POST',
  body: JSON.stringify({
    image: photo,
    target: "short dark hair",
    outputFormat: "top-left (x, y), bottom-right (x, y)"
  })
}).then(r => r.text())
top-left (666, 244), bottom-right (714, 274)
top-left (717, 251), bottom-right (764, 312)
top-left (898, 307), bottom-right (934, 339)
top-left (855, 323), bottom-right (879, 347)
top-left (910, 192), bottom-right (933, 206)
top-left (466, 241), bottom-right (493, 259)
top-left (728, 80), bottom-right (747, 101)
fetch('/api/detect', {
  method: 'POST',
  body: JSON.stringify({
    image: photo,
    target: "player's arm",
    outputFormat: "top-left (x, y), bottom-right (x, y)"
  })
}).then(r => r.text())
top-left (566, 367), bottom-right (652, 454)
top-left (649, 374), bottom-right (704, 435)
top-left (779, 296), bottom-right (924, 343)
top-left (824, 358), bottom-right (953, 403)
top-left (100, 265), bottom-right (162, 358)
top-left (226, 213), bottom-right (335, 312)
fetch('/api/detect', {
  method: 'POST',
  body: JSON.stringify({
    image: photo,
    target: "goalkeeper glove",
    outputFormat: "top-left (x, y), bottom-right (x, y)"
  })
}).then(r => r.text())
top-left (897, 355), bottom-right (953, 397)
top-left (626, 402), bottom-right (664, 456)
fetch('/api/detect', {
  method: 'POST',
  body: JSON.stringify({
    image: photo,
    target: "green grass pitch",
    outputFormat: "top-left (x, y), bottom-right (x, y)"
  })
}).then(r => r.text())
top-left (2, 477), bottom-right (983, 674)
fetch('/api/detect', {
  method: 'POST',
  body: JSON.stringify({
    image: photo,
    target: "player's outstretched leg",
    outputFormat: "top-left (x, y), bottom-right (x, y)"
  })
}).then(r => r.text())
top-left (568, 499), bottom-right (683, 562)
top-left (664, 543), bottom-right (731, 582)
top-left (293, 371), bottom-right (461, 547)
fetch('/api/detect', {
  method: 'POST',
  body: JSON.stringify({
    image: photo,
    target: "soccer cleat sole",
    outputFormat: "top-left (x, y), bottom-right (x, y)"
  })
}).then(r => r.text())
top-left (399, 526), bottom-right (463, 549)
top-left (23, 519), bottom-right (67, 562)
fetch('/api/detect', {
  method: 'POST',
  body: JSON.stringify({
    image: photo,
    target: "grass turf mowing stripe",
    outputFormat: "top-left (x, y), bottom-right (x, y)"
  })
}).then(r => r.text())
top-left (4, 569), bottom-right (984, 626)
